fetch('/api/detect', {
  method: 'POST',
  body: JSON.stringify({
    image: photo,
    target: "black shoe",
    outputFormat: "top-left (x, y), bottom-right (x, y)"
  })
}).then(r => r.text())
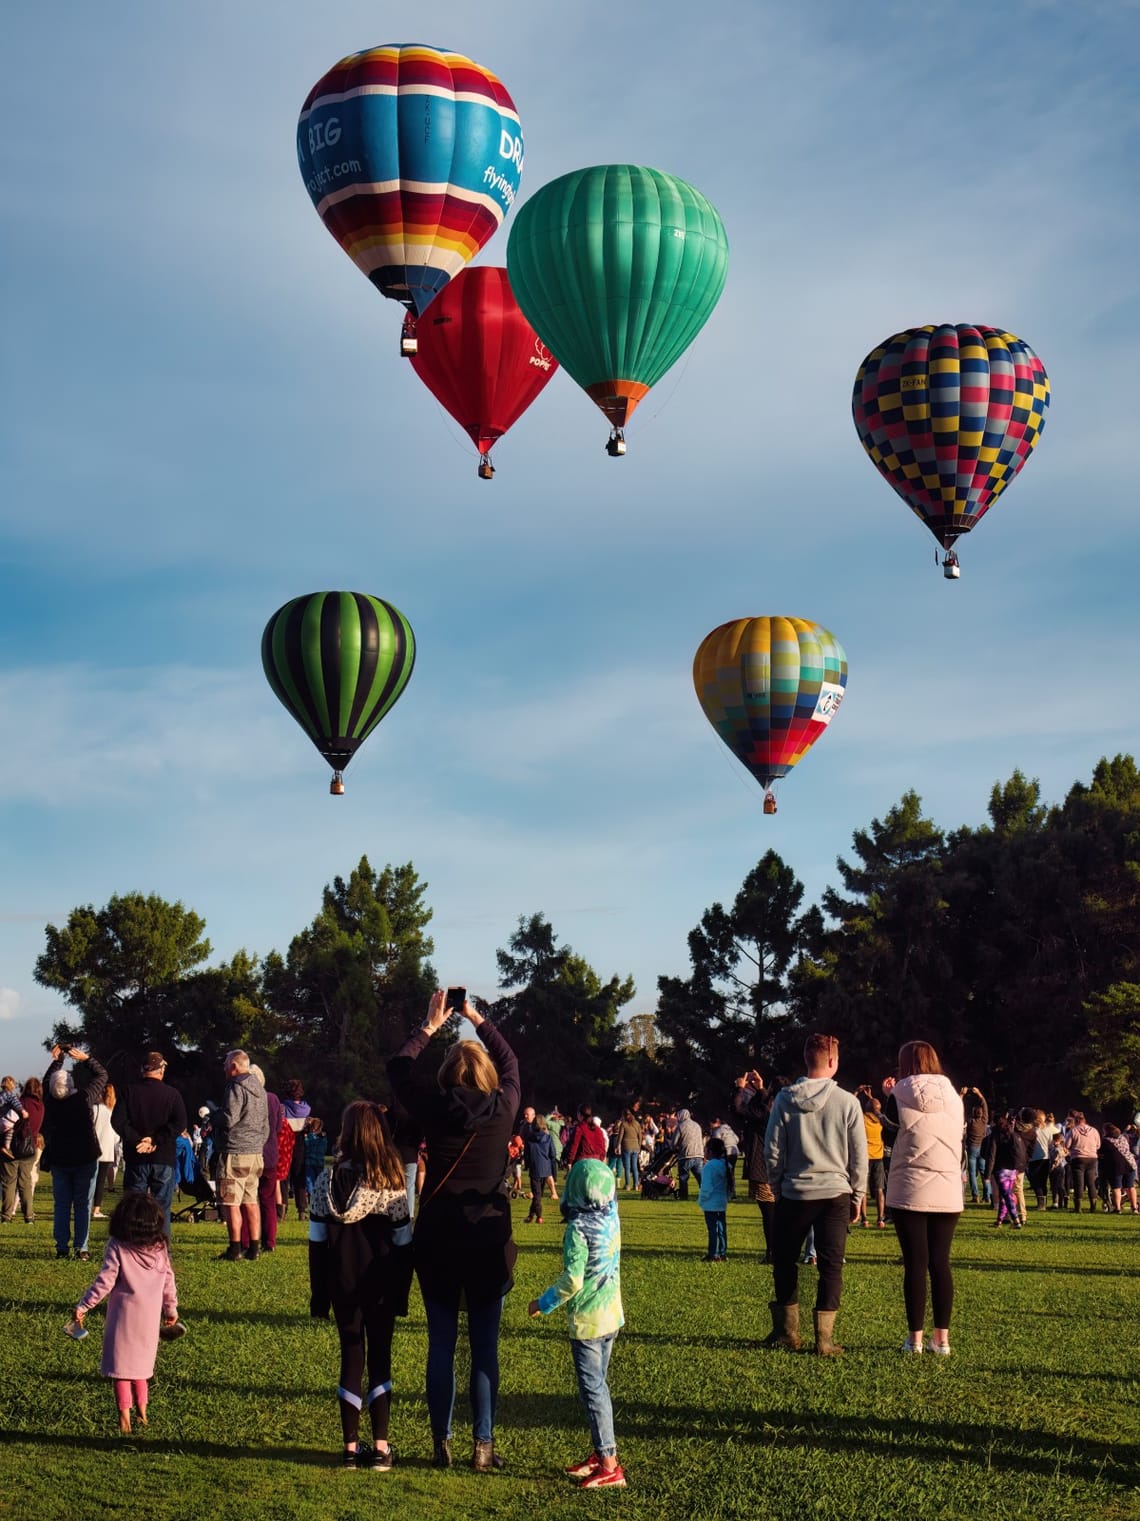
top-left (218, 1242), bottom-right (243, 1262)
top-left (432, 1437), bottom-right (452, 1469)
top-left (368, 1444), bottom-right (394, 1472)
top-left (244, 1242), bottom-right (262, 1261)
top-left (342, 1444), bottom-right (362, 1470)
top-left (56, 1248), bottom-right (70, 1259)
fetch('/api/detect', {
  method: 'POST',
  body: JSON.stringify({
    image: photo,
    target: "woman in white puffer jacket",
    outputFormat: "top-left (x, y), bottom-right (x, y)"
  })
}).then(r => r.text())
top-left (884, 1042), bottom-right (965, 1356)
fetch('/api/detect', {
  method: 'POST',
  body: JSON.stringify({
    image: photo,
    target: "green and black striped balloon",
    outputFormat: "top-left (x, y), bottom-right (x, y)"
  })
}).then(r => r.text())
top-left (261, 591), bottom-right (416, 779)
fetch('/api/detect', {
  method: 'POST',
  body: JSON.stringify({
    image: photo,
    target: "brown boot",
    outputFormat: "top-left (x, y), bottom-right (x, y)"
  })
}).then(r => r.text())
top-left (813, 1309), bottom-right (844, 1356)
top-left (763, 1301), bottom-right (801, 1351)
top-left (472, 1439), bottom-right (504, 1472)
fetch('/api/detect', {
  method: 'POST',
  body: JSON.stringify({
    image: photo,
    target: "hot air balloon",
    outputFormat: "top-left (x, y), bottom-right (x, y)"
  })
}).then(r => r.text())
top-left (262, 592), bottom-right (415, 794)
top-left (506, 165), bottom-right (728, 455)
top-left (852, 324), bottom-right (1049, 579)
top-left (297, 45), bottom-right (524, 326)
top-left (693, 617), bottom-right (847, 814)
top-left (409, 266), bottom-right (559, 478)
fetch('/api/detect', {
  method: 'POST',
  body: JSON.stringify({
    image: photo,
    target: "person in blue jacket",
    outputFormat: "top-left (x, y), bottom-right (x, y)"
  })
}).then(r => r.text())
top-left (697, 1136), bottom-right (730, 1261)
top-left (524, 1115), bottom-right (557, 1224)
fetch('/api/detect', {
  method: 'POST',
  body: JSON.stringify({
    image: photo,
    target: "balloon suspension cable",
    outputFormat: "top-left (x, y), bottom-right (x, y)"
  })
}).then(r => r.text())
top-left (639, 351), bottom-right (692, 429)
top-left (329, 771), bottom-right (345, 796)
top-left (606, 428), bottom-right (627, 457)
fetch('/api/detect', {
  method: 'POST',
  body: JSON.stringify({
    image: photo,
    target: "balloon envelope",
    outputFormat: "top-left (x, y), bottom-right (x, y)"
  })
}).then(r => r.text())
top-left (298, 44), bottom-right (524, 315)
top-left (262, 592), bottom-right (415, 777)
top-left (409, 266), bottom-right (558, 459)
top-left (506, 165), bottom-right (728, 429)
top-left (693, 617), bottom-right (847, 792)
top-left (852, 324), bottom-right (1049, 549)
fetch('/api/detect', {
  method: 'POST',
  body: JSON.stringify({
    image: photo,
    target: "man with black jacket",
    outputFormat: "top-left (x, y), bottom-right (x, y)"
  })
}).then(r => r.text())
top-left (112, 1051), bottom-right (188, 1233)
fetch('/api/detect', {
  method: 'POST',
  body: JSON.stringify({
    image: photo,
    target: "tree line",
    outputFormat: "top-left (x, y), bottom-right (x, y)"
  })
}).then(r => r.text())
top-left (33, 755), bottom-right (1140, 1120)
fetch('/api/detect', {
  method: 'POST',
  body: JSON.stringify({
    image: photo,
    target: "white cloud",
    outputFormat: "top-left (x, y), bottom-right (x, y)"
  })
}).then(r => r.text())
top-left (0, 988), bottom-right (21, 1022)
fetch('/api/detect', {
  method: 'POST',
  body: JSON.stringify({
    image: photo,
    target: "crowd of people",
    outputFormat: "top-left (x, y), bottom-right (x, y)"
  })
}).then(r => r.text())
top-left (2, 1013), bottom-right (1138, 1486)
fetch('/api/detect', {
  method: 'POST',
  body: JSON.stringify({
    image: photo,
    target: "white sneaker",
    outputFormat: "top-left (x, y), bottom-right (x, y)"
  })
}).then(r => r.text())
top-left (900, 1340), bottom-right (923, 1354)
top-left (929, 1343), bottom-right (952, 1357)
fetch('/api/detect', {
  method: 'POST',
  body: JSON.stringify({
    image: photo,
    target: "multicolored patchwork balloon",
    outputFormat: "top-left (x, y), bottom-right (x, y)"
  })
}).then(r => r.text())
top-left (852, 324), bottom-right (1050, 556)
top-left (298, 44), bottom-right (524, 315)
top-left (409, 266), bottom-right (559, 477)
top-left (262, 592), bottom-right (416, 793)
top-left (693, 617), bottom-right (847, 810)
top-left (506, 165), bottom-right (728, 446)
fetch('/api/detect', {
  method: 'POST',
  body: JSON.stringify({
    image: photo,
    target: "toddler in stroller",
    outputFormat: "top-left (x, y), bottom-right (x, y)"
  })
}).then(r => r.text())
top-left (171, 1146), bottom-right (219, 1223)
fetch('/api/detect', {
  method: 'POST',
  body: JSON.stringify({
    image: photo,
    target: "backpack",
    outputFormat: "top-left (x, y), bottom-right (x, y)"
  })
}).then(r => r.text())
top-left (10, 1119), bottom-right (36, 1160)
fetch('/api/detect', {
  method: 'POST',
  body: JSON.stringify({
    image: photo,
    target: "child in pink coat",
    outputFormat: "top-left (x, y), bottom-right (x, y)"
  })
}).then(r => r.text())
top-left (74, 1192), bottom-right (179, 1431)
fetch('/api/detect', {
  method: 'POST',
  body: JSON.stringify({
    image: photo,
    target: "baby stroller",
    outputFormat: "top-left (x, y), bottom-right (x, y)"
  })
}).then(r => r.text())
top-left (641, 1156), bottom-right (678, 1201)
top-left (172, 1157), bottom-right (220, 1223)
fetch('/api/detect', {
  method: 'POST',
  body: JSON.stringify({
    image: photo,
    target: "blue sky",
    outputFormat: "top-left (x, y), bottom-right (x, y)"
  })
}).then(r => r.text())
top-left (3, 1), bottom-right (1139, 1079)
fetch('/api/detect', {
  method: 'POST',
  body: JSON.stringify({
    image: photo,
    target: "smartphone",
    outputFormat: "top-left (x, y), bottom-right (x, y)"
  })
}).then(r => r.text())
top-left (446, 986), bottom-right (466, 1012)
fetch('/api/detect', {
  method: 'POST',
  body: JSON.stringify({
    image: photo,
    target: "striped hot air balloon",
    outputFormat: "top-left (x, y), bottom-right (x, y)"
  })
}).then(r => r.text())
top-left (693, 617), bottom-right (847, 814)
top-left (852, 324), bottom-right (1050, 577)
top-left (261, 592), bottom-right (416, 794)
top-left (297, 44), bottom-right (524, 316)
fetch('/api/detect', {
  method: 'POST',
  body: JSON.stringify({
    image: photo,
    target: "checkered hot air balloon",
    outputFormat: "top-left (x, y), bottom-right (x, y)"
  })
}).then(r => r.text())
top-left (298, 45), bottom-right (524, 316)
top-left (693, 617), bottom-right (847, 815)
top-left (261, 592), bottom-right (416, 794)
top-left (852, 325), bottom-right (1049, 577)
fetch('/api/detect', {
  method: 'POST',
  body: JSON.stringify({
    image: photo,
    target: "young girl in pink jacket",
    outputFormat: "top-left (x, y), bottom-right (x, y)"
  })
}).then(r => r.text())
top-left (73, 1192), bottom-right (179, 1431)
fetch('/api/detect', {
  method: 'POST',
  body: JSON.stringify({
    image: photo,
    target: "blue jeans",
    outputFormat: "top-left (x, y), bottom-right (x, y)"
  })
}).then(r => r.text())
top-left (966, 1145), bottom-right (983, 1202)
top-left (123, 1161), bottom-right (176, 1232)
top-left (422, 1294), bottom-right (503, 1442)
top-left (52, 1161), bottom-right (99, 1255)
top-left (620, 1150), bottom-right (640, 1189)
top-left (704, 1210), bottom-right (727, 1258)
top-left (677, 1157), bottom-right (702, 1199)
top-left (570, 1334), bottom-right (617, 1458)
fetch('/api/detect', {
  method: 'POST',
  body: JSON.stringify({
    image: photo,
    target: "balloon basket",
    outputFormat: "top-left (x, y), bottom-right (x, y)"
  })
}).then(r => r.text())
top-left (942, 552), bottom-right (960, 580)
top-left (763, 791), bottom-right (778, 816)
top-left (478, 456), bottom-right (495, 481)
top-left (400, 313), bottom-right (418, 358)
top-left (330, 773), bottom-right (345, 796)
top-left (606, 430), bottom-right (627, 457)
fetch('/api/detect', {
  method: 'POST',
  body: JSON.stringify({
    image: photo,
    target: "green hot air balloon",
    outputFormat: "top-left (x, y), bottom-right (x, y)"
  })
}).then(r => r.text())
top-left (261, 591), bottom-right (415, 794)
top-left (506, 164), bottom-right (729, 454)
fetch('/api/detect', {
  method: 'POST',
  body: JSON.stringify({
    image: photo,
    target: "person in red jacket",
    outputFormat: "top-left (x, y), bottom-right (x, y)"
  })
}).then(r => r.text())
top-left (565, 1106), bottom-right (608, 1166)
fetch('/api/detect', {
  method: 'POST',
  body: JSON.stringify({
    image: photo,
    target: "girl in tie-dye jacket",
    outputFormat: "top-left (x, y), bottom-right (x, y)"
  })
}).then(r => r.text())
top-left (528, 1159), bottom-right (627, 1489)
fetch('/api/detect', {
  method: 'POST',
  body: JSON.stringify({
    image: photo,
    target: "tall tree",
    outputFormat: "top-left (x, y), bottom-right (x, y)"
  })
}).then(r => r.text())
top-left (492, 913), bottom-right (634, 1107)
top-left (657, 851), bottom-right (815, 1113)
top-left (263, 857), bottom-right (437, 1108)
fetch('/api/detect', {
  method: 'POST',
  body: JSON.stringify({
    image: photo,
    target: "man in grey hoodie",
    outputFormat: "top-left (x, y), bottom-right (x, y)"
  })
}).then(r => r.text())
top-left (669, 1108), bottom-right (705, 1201)
top-left (763, 1033), bottom-right (867, 1356)
top-left (217, 1049), bottom-right (270, 1262)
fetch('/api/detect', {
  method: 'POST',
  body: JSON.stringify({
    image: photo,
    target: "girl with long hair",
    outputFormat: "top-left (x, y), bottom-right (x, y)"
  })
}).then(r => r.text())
top-left (308, 1099), bottom-right (412, 1470)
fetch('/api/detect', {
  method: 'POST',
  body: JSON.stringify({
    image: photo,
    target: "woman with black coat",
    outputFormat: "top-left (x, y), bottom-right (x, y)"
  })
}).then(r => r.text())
top-left (42, 1045), bottom-right (108, 1260)
top-left (388, 991), bottom-right (519, 1473)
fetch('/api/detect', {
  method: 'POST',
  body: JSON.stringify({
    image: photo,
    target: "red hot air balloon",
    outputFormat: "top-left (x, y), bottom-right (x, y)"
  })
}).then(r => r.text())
top-left (409, 267), bottom-right (559, 478)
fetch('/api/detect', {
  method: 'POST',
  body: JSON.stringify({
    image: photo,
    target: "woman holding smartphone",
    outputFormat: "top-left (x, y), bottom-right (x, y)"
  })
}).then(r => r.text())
top-left (387, 989), bottom-right (519, 1473)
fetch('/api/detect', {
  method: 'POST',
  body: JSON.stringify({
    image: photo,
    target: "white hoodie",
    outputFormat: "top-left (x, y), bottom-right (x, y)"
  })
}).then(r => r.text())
top-left (885, 1073), bottom-right (965, 1213)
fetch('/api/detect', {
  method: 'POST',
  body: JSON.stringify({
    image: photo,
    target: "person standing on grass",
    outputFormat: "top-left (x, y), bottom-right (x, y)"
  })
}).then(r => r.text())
top-left (388, 990), bottom-right (519, 1474)
top-left (216, 1050), bottom-right (269, 1262)
top-left (1066, 1111), bottom-right (1100, 1212)
top-left (42, 1045), bottom-right (109, 1261)
top-left (615, 1110), bottom-right (643, 1193)
top-left (238, 1066), bottom-right (281, 1254)
top-left (962, 1087), bottom-right (989, 1204)
top-left (669, 1108), bottom-right (705, 1201)
top-left (883, 1042), bottom-right (964, 1356)
top-left (764, 1033), bottom-right (867, 1357)
top-left (1048, 1129), bottom-right (1070, 1209)
top-left (985, 1114), bottom-right (1027, 1228)
top-left (308, 1100), bottom-right (413, 1471)
top-left (854, 1087), bottom-right (888, 1229)
top-left (73, 1191), bottom-right (179, 1434)
top-left (733, 1070), bottom-right (779, 1263)
top-left (528, 1158), bottom-right (626, 1491)
top-left (698, 1136), bottom-right (730, 1261)
top-left (1, 1076), bottom-right (44, 1224)
top-left (524, 1115), bottom-right (557, 1224)
top-left (565, 1105), bottom-right (608, 1167)
top-left (112, 1052), bottom-right (188, 1234)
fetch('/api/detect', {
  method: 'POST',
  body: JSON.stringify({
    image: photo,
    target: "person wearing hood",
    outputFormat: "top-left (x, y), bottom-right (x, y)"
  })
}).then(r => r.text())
top-left (763, 1033), bottom-right (867, 1357)
top-left (388, 990), bottom-right (520, 1474)
top-left (42, 1044), bottom-right (109, 1261)
top-left (528, 1158), bottom-right (626, 1491)
top-left (308, 1100), bottom-right (413, 1470)
top-left (883, 1042), bottom-right (965, 1355)
top-left (669, 1108), bottom-right (705, 1200)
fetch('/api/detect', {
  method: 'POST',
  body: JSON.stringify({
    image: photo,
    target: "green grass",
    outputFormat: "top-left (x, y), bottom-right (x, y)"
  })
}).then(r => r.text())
top-left (2, 1187), bottom-right (1139, 1521)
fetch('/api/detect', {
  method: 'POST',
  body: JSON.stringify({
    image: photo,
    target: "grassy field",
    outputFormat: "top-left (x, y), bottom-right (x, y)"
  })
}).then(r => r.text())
top-left (1, 1186), bottom-right (1138, 1521)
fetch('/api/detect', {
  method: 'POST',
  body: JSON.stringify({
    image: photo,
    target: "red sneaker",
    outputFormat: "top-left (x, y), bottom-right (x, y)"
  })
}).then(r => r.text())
top-left (579, 1464), bottom-right (626, 1489)
top-left (565, 1454), bottom-right (601, 1480)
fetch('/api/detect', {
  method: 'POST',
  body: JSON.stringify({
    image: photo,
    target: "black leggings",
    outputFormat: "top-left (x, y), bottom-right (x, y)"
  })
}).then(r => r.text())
top-left (334, 1300), bottom-right (397, 1446)
top-left (1070, 1157), bottom-right (1097, 1209)
top-left (892, 1208), bottom-right (959, 1331)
